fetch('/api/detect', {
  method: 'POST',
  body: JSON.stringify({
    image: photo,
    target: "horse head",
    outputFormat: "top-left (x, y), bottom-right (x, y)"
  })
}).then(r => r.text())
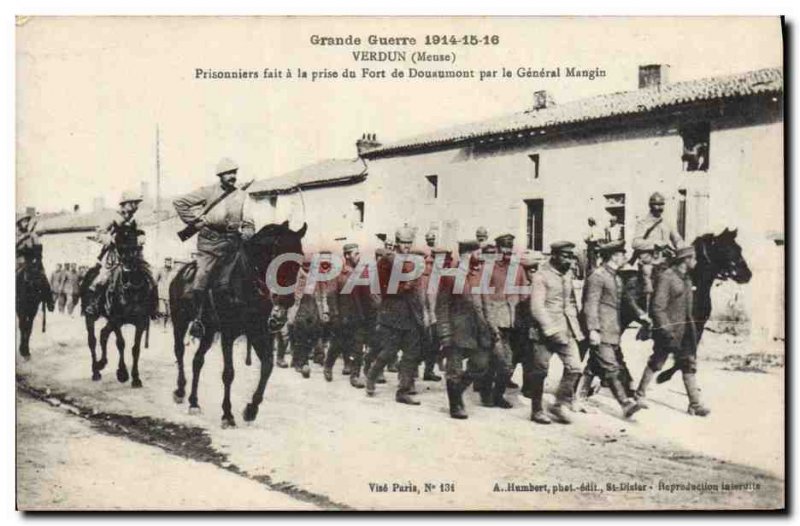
top-left (245, 221), bottom-right (306, 327)
top-left (694, 228), bottom-right (752, 284)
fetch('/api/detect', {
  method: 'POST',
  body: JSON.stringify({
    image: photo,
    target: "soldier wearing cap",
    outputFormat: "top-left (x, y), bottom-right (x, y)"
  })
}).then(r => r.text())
top-left (417, 242), bottom-right (444, 384)
top-left (636, 246), bottom-right (709, 416)
top-left (325, 243), bottom-right (379, 388)
top-left (436, 240), bottom-right (492, 419)
top-left (478, 233), bottom-right (527, 409)
top-left (633, 192), bottom-right (685, 255)
top-left (86, 191), bottom-right (151, 313)
top-left (528, 240), bottom-right (584, 424)
top-left (155, 257), bottom-right (176, 324)
top-left (173, 157), bottom-right (255, 337)
top-left (580, 240), bottom-right (644, 418)
top-left (365, 226), bottom-right (426, 405)
top-left (513, 250), bottom-right (544, 398)
top-left (475, 226), bottom-right (489, 248)
top-left (424, 229), bottom-right (437, 249)
top-left (16, 213), bottom-right (55, 312)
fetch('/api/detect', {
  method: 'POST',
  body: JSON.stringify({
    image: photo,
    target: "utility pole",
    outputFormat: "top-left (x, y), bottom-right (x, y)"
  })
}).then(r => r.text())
top-left (155, 124), bottom-right (161, 262)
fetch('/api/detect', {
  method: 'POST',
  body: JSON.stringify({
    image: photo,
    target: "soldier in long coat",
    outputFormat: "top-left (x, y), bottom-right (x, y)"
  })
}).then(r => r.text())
top-left (582, 240), bottom-right (644, 418)
top-left (325, 243), bottom-right (378, 388)
top-left (172, 157), bottom-right (254, 337)
top-left (365, 226), bottom-right (426, 405)
top-left (528, 241), bottom-right (584, 425)
top-left (479, 233), bottom-right (527, 409)
top-left (636, 246), bottom-right (710, 416)
top-left (436, 241), bottom-right (492, 419)
top-left (290, 254), bottom-right (332, 379)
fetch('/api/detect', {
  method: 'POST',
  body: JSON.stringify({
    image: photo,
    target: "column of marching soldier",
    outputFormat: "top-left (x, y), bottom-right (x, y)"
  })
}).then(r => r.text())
top-left (24, 155), bottom-right (708, 424)
top-left (259, 195), bottom-right (708, 423)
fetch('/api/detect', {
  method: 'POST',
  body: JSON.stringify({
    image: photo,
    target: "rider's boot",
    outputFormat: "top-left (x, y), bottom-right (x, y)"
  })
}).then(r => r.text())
top-left (189, 290), bottom-right (206, 339)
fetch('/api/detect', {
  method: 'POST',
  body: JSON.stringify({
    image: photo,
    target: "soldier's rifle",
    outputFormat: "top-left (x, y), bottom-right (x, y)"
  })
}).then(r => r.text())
top-left (177, 179), bottom-right (254, 242)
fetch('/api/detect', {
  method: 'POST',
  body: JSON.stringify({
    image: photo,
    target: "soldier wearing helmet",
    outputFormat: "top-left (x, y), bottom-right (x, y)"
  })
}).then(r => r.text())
top-left (85, 191), bottom-right (149, 312)
top-left (633, 192), bottom-right (685, 254)
top-left (173, 157), bottom-right (255, 337)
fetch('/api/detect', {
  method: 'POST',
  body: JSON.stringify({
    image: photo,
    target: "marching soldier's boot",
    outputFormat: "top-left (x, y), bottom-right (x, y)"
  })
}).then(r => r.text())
top-left (521, 372), bottom-right (535, 399)
top-left (529, 375), bottom-right (551, 424)
top-left (323, 367), bottom-right (333, 382)
top-left (365, 363), bottom-right (379, 396)
top-left (387, 355), bottom-right (398, 373)
top-left (395, 373), bottom-right (421, 406)
top-left (635, 366), bottom-right (656, 409)
top-left (423, 363), bottom-right (442, 382)
top-left (350, 365), bottom-right (365, 389)
top-left (572, 369), bottom-right (597, 414)
top-left (607, 373), bottom-right (643, 419)
top-left (492, 374), bottom-right (513, 409)
top-left (550, 373), bottom-right (579, 424)
top-left (683, 372), bottom-right (711, 416)
top-left (479, 375), bottom-right (494, 407)
top-left (447, 380), bottom-right (468, 419)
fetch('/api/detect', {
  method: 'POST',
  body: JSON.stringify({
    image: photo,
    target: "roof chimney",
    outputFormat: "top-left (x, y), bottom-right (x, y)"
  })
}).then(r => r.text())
top-left (532, 90), bottom-right (554, 111)
top-left (356, 133), bottom-right (382, 156)
top-left (638, 64), bottom-right (670, 89)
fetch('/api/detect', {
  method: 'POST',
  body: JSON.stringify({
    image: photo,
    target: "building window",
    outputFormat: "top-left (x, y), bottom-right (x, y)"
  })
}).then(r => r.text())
top-left (603, 193), bottom-right (625, 241)
top-left (353, 201), bottom-right (365, 225)
top-left (680, 122), bottom-right (710, 172)
top-left (425, 175), bottom-right (439, 200)
top-left (528, 154), bottom-right (540, 179)
top-left (525, 199), bottom-right (544, 251)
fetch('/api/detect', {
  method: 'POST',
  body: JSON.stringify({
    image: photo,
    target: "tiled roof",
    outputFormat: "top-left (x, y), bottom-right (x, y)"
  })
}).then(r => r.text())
top-left (36, 202), bottom-right (176, 234)
top-left (249, 158), bottom-right (368, 196)
top-left (365, 67), bottom-right (783, 157)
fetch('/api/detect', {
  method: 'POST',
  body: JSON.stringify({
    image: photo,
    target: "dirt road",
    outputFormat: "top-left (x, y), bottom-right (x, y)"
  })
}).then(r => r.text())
top-left (16, 312), bottom-right (785, 510)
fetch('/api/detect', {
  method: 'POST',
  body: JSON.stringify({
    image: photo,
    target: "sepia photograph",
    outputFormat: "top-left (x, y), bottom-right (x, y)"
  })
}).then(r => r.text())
top-left (14, 16), bottom-right (785, 511)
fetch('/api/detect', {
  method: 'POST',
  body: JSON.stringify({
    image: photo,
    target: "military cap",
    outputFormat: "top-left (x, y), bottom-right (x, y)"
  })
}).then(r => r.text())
top-left (119, 191), bottom-right (143, 205)
top-left (519, 250), bottom-right (545, 269)
top-left (458, 240), bottom-right (480, 255)
top-left (215, 157), bottom-right (239, 176)
top-left (395, 226), bottom-right (415, 243)
top-left (476, 226), bottom-right (489, 238)
top-left (494, 233), bottom-right (515, 248)
top-left (632, 238), bottom-right (656, 253)
top-left (424, 229), bottom-right (437, 241)
top-left (598, 239), bottom-right (626, 255)
top-left (672, 246), bottom-right (696, 263)
top-left (342, 243), bottom-right (359, 254)
top-left (550, 240), bottom-right (576, 252)
top-left (649, 192), bottom-right (666, 205)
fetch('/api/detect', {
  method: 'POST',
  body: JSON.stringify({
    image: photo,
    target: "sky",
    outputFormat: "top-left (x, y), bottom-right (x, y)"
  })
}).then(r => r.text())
top-left (16, 16), bottom-right (782, 214)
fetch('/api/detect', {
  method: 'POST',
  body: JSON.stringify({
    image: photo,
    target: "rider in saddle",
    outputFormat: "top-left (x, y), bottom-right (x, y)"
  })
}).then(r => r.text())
top-left (86, 191), bottom-right (151, 316)
top-left (16, 212), bottom-right (55, 311)
top-left (173, 157), bottom-right (255, 338)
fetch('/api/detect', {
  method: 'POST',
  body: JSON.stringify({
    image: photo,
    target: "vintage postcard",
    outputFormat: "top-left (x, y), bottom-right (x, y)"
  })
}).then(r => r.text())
top-left (15, 16), bottom-right (784, 510)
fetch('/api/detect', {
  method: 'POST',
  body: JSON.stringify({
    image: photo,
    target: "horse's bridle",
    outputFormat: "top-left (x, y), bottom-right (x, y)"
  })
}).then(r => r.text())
top-left (699, 238), bottom-right (738, 281)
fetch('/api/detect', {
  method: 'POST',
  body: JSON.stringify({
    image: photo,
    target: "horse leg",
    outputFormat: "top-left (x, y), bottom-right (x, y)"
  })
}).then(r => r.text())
top-left (19, 314), bottom-right (32, 359)
top-left (173, 316), bottom-right (189, 403)
top-left (188, 330), bottom-right (215, 414)
top-left (130, 321), bottom-right (145, 388)
top-left (243, 330), bottom-right (274, 423)
top-left (220, 332), bottom-right (236, 428)
top-left (85, 316), bottom-right (101, 380)
top-left (98, 323), bottom-right (113, 371)
top-left (114, 325), bottom-right (129, 383)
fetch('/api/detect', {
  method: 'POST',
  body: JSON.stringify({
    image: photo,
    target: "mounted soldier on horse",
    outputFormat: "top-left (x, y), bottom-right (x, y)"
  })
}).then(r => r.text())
top-left (80, 191), bottom-right (158, 385)
top-left (16, 212), bottom-right (55, 359)
top-left (170, 157), bottom-right (306, 427)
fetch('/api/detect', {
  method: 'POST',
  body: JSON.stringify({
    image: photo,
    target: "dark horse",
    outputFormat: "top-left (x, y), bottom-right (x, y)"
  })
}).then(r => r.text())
top-left (16, 260), bottom-right (54, 359)
top-left (80, 248), bottom-right (158, 385)
top-left (169, 221), bottom-right (305, 428)
top-left (655, 228), bottom-right (752, 383)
